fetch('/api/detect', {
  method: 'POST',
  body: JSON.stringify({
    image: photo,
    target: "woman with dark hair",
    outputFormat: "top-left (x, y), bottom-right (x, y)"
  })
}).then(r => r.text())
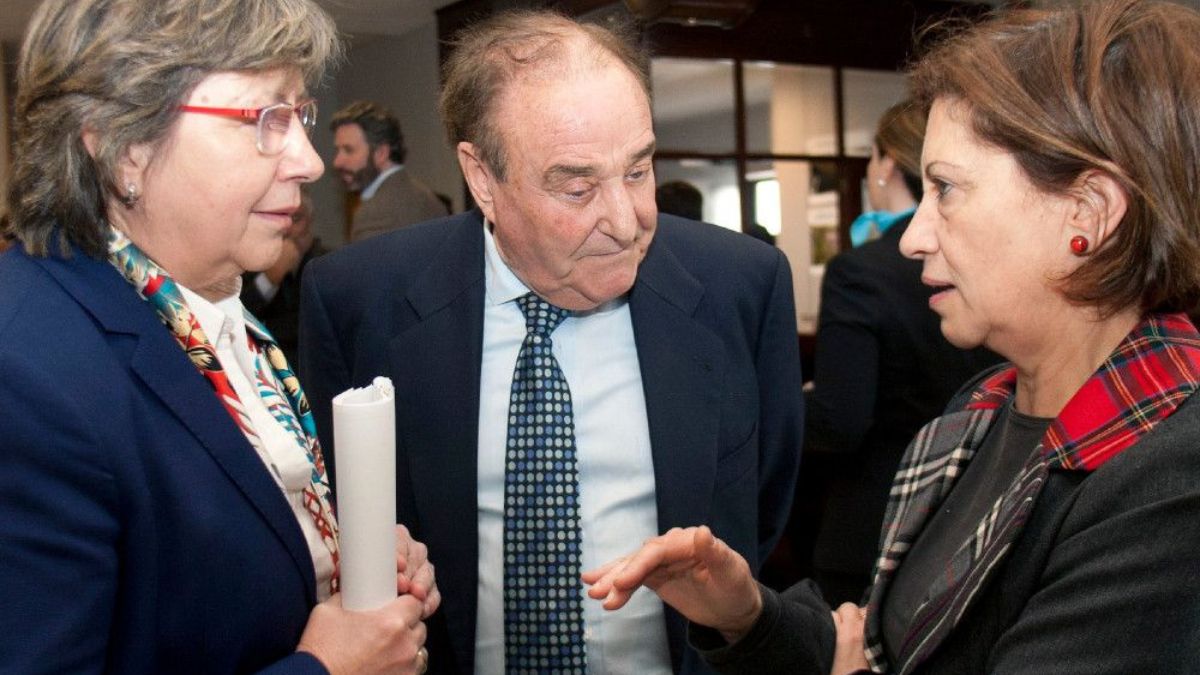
top-left (586, 1), bottom-right (1200, 673)
top-left (0, 1), bottom-right (435, 673)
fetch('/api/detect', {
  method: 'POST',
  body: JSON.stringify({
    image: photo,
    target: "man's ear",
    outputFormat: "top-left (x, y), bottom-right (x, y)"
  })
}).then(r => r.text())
top-left (1068, 170), bottom-right (1128, 251)
top-left (457, 141), bottom-right (497, 223)
top-left (371, 143), bottom-right (391, 170)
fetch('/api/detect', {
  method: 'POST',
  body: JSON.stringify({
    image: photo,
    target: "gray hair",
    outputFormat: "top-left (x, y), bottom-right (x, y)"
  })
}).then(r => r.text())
top-left (6, 0), bottom-right (342, 258)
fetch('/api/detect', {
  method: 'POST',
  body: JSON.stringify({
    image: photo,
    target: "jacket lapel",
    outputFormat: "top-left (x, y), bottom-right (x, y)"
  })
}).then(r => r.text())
top-left (37, 249), bottom-right (318, 603)
top-left (863, 397), bottom-right (1046, 675)
top-left (629, 234), bottom-right (724, 536)
top-left (387, 215), bottom-right (486, 673)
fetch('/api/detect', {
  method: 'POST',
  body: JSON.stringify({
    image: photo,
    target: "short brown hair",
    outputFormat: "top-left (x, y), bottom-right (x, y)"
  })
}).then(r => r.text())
top-left (910, 0), bottom-right (1200, 315)
top-left (330, 100), bottom-right (406, 165)
top-left (874, 100), bottom-right (926, 200)
top-left (7, 0), bottom-right (341, 258)
top-left (439, 9), bottom-right (649, 181)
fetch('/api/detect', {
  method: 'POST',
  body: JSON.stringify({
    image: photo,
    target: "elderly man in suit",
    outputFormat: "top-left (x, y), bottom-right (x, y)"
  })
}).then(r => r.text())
top-left (330, 100), bottom-right (448, 242)
top-left (300, 10), bottom-right (803, 675)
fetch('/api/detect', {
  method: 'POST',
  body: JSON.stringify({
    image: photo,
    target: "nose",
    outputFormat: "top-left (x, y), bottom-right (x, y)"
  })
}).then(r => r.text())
top-left (281, 122), bottom-right (324, 183)
top-left (596, 181), bottom-right (639, 246)
top-left (899, 195), bottom-right (937, 260)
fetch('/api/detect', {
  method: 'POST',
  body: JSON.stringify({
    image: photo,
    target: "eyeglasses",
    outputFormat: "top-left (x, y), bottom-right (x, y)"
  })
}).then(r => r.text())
top-left (177, 99), bottom-right (318, 156)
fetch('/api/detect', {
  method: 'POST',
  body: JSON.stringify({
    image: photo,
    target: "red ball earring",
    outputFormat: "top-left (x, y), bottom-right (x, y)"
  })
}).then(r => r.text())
top-left (1070, 235), bottom-right (1090, 255)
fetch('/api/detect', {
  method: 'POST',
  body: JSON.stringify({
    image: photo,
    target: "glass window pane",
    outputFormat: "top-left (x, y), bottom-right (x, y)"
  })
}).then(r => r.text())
top-left (651, 58), bottom-right (736, 154)
top-left (744, 63), bottom-right (836, 156)
top-left (654, 158), bottom-right (741, 232)
top-left (841, 68), bottom-right (908, 157)
top-left (759, 159), bottom-right (840, 331)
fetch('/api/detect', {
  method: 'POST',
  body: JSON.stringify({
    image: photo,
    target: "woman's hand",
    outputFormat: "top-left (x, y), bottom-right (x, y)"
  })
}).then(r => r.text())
top-left (296, 593), bottom-right (427, 675)
top-left (830, 603), bottom-right (868, 675)
top-left (582, 526), bottom-right (762, 644)
top-left (394, 524), bottom-right (440, 619)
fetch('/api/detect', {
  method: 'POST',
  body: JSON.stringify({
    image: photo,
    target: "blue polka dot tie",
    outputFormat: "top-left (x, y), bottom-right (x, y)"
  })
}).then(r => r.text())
top-left (503, 292), bottom-right (586, 674)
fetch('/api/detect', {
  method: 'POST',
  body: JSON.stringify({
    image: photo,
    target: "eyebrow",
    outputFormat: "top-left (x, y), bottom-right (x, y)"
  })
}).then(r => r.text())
top-left (543, 140), bottom-right (657, 183)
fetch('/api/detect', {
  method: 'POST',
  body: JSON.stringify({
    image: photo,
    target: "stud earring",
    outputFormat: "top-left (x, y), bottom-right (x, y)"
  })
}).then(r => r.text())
top-left (876, 178), bottom-right (887, 187)
top-left (1070, 235), bottom-right (1089, 255)
top-left (122, 182), bottom-right (140, 207)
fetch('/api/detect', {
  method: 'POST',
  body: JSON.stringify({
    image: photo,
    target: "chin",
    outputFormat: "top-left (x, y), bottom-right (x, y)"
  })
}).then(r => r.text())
top-left (940, 321), bottom-right (986, 350)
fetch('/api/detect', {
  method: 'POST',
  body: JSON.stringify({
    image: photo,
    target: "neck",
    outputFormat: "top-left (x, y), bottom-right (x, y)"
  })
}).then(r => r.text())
top-left (192, 276), bottom-right (241, 303)
top-left (1010, 306), bottom-right (1141, 417)
top-left (880, 183), bottom-right (917, 213)
top-left (108, 205), bottom-right (240, 304)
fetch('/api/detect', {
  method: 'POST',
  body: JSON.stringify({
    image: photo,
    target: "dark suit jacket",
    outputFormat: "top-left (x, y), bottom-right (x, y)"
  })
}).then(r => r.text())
top-left (803, 218), bottom-right (998, 593)
top-left (0, 243), bottom-right (326, 673)
top-left (697, 366), bottom-right (1200, 674)
top-left (241, 239), bottom-right (328, 369)
top-left (350, 168), bottom-right (448, 243)
top-left (299, 210), bottom-right (804, 674)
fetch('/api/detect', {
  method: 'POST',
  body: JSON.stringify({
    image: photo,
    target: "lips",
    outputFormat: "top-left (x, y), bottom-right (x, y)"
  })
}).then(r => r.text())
top-left (921, 275), bottom-right (955, 305)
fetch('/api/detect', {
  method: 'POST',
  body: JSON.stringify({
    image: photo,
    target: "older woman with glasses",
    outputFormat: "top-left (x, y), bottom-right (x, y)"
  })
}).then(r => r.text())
top-left (0, 1), bottom-right (436, 673)
top-left (586, 0), bottom-right (1200, 673)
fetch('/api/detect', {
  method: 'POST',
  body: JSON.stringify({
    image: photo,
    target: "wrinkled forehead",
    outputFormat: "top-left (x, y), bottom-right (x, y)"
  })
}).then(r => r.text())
top-left (494, 59), bottom-right (651, 148)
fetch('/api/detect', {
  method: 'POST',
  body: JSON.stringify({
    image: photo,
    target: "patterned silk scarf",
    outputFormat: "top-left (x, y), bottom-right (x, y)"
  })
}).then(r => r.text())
top-left (106, 228), bottom-right (339, 595)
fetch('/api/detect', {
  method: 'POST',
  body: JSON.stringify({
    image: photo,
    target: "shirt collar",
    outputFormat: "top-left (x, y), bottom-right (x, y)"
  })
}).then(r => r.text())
top-left (177, 281), bottom-right (254, 375)
top-left (965, 313), bottom-right (1200, 470)
top-left (482, 218), bottom-right (532, 307)
top-left (481, 219), bottom-right (627, 316)
top-left (361, 164), bottom-right (403, 200)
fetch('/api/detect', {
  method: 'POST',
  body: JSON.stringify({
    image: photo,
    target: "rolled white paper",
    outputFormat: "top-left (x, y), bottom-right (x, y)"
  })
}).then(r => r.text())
top-left (332, 376), bottom-right (397, 611)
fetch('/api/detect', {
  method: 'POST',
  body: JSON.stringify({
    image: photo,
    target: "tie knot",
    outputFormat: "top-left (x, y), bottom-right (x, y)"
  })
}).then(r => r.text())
top-left (516, 292), bottom-right (570, 336)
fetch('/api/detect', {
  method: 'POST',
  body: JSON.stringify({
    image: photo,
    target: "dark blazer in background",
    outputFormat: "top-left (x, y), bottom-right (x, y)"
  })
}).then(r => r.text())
top-left (802, 218), bottom-right (999, 602)
top-left (299, 210), bottom-right (804, 675)
top-left (0, 243), bottom-right (325, 674)
top-left (241, 239), bottom-right (328, 369)
top-left (349, 168), bottom-right (448, 243)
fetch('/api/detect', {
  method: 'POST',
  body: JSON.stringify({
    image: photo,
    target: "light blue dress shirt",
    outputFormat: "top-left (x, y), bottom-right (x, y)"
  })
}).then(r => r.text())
top-left (360, 165), bottom-right (402, 201)
top-left (475, 223), bottom-right (672, 674)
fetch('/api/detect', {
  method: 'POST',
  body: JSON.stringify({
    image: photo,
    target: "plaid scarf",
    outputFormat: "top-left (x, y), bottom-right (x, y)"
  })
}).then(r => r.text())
top-left (863, 313), bottom-right (1200, 673)
top-left (106, 228), bottom-right (340, 597)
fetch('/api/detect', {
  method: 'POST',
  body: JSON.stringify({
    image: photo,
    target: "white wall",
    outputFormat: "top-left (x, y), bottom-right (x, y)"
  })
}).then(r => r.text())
top-left (310, 20), bottom-right (461, 248)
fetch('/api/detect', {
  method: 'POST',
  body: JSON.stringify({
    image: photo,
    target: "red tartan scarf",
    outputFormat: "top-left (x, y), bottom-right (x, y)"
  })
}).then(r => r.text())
top-left (864, 313), bottom-right (1200, 673)
top-left (965, 312), bottom-right (1200, 470)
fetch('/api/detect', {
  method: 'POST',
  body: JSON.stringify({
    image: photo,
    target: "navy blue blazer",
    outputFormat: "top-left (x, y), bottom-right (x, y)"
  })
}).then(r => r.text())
top-left (299, 210), bottom-right (804, 675)
top-left (0, 243), bottom-right (327, 674)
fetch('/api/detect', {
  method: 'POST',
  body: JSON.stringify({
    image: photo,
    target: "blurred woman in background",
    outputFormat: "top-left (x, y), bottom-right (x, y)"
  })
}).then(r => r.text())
top-left (802, 100), bottom-right (997, 606)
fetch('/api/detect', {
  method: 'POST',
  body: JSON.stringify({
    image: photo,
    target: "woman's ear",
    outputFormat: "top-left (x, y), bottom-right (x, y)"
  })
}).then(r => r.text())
top-left (456, 141), bottom-right (497, 223)
top-left (878, 154), bottom-right (900, 184)
top-left (1069, 170), bottom-right (1128, 249)
top-left (82, 127), bottom-right (152, 206)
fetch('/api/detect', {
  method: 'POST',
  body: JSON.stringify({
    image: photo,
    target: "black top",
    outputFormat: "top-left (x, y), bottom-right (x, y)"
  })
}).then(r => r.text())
top-left (803, 218), bottom-right (1000, 596)
top-left (882, 400), bottom-right (1051, 661)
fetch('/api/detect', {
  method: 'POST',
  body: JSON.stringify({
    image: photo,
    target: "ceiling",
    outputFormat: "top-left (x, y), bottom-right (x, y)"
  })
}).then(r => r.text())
top-left (0, 0), bottom-right (460, 51)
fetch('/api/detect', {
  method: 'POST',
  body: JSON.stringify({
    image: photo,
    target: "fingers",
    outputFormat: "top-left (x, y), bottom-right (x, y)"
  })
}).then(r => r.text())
top-left (422, 584), bottom-right (442, 619)
top-left (583, 558), bottom-right (627, 602)
top-left (610, 526), bottom-right (703, 592)
top-left (581, 558), bottom-right (622, 585)
top-left (830, 602), bottom-right (868, 675)
top-left (395, 523), bottom-right (432, 602)
top-left (407, 558), bottom-right (436, 603)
